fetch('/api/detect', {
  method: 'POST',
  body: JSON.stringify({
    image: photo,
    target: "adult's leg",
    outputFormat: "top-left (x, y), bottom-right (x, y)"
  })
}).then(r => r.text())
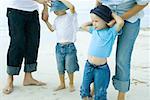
top-left (3, 8), bottom-right (26, 94)
top-left (112, 20), bottom-right (140, 100)
top-left (23, 11), bottom-right (45, 86)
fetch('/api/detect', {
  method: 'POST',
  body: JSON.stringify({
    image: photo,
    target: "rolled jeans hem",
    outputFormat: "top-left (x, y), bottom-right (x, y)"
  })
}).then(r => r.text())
top-left (112, 76), bottom-right (130, 92)
top-left (7, 66), bottom-right (21, 75)
top-left (24, 63), bottom-right (37, 73)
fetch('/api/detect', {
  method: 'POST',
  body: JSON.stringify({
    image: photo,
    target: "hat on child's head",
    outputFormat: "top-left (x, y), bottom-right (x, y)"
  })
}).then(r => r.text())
top-left (90, 5), bottom-right (113, 23)
top-left (50, 0), bottom-right (69, 12)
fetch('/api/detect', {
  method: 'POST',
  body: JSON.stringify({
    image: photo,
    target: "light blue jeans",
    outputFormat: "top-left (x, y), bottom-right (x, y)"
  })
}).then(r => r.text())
top-left (55, 43), bottom-right (79, 74)
top-left (112, 19), bottom-right (140, 92)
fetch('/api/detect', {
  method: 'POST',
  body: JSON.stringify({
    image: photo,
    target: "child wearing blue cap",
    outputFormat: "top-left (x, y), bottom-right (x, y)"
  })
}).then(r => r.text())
top-left (43, 0), bottom-right (79, 92)
top-left (80, 5), bottom-right (124, 100)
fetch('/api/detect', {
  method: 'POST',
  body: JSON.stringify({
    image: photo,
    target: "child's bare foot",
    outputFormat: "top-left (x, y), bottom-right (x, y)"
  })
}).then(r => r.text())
top-left (69, 84), bottom-right (75, 92)
top-left (53, 85), bottom-right (66, 91)
top-left (23, 78), bottom-right (46, 86)
top-left (82, 97), bottom-right (88, 100)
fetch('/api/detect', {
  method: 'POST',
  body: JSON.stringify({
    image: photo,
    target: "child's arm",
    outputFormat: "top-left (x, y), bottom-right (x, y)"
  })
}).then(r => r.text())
top-left (80, 22), bottom-right (92, 32)
top-left (111, 13), bottom-right (124, 32)
top-left (96, 0), bottom-right (102, 6)
top-left (45, 21), bottom-right (55, 32)
top-left (34, 0), bottom-right (48, 4)
top-left (58, 0), bottom-right (75, 13)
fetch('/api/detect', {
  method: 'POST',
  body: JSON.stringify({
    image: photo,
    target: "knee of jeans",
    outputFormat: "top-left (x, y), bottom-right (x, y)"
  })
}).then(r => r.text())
top-left (80, 86), bottom-right (90, 97)
top-left (95, 88), bottom-right (107, 100)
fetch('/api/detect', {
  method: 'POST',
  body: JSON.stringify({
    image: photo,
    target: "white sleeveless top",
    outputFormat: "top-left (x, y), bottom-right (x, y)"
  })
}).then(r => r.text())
top-left (7, 0), bottom-right (39, 12)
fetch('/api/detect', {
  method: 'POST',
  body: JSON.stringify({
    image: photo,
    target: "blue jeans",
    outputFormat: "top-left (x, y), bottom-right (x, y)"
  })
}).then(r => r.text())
top-left (112, 19), bottom-right (140, 92)
top-left (55, 43), bottom-right (79, 74)
top-left (6, 8), bottom-right (40, 75)
top-left (80, 61), bottom-right (110, 100)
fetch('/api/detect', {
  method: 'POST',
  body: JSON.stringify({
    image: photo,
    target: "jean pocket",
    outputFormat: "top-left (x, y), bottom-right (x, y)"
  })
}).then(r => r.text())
top-left (68, 44), bottom-right (76, 53)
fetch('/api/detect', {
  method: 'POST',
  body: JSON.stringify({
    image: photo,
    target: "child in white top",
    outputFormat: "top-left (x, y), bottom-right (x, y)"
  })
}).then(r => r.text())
top-left (43, 0), bottom-right (79, 92)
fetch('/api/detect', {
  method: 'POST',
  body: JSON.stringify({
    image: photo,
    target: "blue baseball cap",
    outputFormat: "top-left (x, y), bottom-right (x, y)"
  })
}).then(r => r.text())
top-left (50, 0), bottom-right (69, 12)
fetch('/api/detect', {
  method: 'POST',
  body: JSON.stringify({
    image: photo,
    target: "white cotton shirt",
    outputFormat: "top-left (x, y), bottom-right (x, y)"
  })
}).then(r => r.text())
top-left (7, 0), bottom-right (39, 12)
top-left (53, 12), bottom-right (78, 43)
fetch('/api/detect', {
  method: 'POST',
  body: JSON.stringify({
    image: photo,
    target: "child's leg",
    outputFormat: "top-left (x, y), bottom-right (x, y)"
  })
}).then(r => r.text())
top-left (65, 43), bottom-right (79, 92)
top-left (90, 83), bottom-right (94, 96)
top-left (55, 43), bottom-right (66, 91)
top-left (80, 61), bottom-right (94, 99)
top-left (54, 74), bottom-right (66, 91)
top-left (94, 64), bottom-right (110, 100)
top-left (67, 72), bottom-right (75, 92)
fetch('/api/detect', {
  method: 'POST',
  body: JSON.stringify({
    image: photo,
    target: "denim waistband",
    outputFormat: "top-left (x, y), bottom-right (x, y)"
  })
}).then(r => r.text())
top-left (57, 42), bottom-right (74, 47)
top-left (86, 60), bottom-right (107, 68)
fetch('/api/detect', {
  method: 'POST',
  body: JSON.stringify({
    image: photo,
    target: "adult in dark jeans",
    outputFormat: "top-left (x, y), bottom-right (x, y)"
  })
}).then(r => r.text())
top-left (3, 0), bottom-right (49, 94)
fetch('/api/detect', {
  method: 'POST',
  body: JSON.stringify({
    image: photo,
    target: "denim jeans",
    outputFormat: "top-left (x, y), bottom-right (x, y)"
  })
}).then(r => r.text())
top-left (55, 43), bottom-right (79, 74)
top-left (80, 61), bottom-right (110, 100)
top-left (112, 19), bottom-right (140, 92)
top-left (6, 8), bottom-right (40, 75)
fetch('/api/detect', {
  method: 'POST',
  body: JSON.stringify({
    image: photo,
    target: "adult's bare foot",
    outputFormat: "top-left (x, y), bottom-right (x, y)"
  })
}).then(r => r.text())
top-left (3, 75), bottom-right (14, 94)
top-left (23, 78), bottom-right (46, 86)
top-left (23, 73), bottom-right (46, 86)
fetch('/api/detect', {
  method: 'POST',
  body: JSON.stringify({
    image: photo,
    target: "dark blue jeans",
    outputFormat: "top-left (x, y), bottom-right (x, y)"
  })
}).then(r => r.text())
top-left (6, 8), bottom-right (40, 75)
top-left (80, 61), bottom-right (110, 100)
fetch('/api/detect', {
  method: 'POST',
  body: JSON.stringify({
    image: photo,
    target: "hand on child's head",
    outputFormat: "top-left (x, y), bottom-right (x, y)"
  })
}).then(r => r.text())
top-left (107, 19), bottom-right (116, 27)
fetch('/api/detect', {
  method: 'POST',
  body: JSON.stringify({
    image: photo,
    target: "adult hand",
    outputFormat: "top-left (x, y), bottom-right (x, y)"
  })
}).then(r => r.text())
top-left (42, 9), bottom-right (49, 22)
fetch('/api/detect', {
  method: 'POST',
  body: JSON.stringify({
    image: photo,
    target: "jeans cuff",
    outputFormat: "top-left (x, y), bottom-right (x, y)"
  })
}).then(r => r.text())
top-left (7, 66), bottom-right (21, 75)
top-left (112, 76), bottom-right (130, 92)
top-left (24, 63), bottom-right (37, 72)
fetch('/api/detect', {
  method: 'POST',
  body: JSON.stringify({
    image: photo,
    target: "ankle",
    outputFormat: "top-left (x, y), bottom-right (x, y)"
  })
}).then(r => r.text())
top-left (7, 75), bottom-right (13, 83)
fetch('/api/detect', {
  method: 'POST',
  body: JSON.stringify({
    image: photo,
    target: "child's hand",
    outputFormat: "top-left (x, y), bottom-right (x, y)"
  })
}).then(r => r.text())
top-left (107, 19), bottom-right (116, 27)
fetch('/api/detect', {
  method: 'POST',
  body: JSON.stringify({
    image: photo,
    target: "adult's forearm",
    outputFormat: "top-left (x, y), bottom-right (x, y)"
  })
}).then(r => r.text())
top-left (121, 4), bottom-right (148, 20)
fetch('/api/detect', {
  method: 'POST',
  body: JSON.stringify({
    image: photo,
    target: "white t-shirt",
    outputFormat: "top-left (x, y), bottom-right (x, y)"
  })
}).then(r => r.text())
top-left (7, 0), bottom-right (39, 12)
top-left (53, 12), bottom-right (78, 43)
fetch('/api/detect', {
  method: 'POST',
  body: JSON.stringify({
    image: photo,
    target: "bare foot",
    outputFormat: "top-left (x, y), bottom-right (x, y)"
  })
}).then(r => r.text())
top-left (69, 84), bottom-right (75, 92)
top-left (3, 76), bottom-right (14, 94)
top-left (53, 85), bottom-right (65, 91)
top-left (3, 84), bottom-right (13, 94)
top-left (23, 79), bottom-right (46, 86)
top-left (82, 97), bottom-right (88, 100)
